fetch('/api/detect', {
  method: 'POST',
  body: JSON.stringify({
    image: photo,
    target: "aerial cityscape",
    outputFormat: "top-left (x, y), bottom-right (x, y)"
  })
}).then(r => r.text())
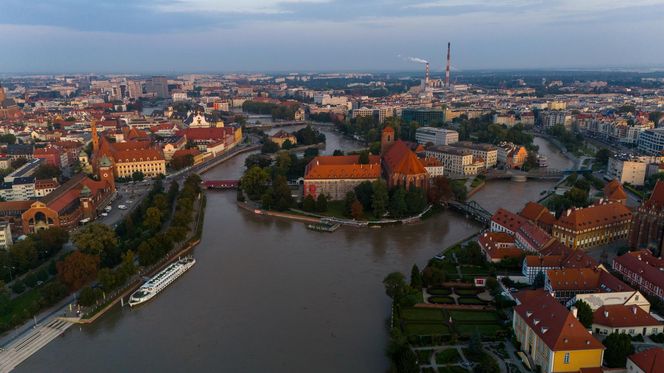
top-left (1, 1), bottom-right (664, 373)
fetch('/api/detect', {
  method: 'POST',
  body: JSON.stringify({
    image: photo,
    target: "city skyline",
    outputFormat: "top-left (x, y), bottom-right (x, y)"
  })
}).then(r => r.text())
top-left (1, 0), bottom-right (664, 73)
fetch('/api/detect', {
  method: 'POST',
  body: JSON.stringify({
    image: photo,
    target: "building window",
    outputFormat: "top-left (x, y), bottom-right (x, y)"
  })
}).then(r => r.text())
top-left (563, 352), bottom-right (570, 364)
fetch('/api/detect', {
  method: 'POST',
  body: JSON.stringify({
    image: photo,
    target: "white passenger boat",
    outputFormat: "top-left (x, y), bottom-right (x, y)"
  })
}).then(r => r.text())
top-left (128, 257), bottom-right (196, 307)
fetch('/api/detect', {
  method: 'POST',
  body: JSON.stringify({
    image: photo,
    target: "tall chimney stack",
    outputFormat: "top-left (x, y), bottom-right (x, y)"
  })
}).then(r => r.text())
top-left (445, 42), bottom-right (451, 88)
top-left (425, 62), bottom-right (430, 84)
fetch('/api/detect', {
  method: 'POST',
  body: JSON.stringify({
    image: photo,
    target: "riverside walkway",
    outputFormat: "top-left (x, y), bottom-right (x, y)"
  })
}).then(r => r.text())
top-left (0, 318), bottom-right (73, 373)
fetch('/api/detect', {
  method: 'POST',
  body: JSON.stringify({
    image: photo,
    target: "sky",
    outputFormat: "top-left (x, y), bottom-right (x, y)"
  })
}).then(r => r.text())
top-left (0, 0), bottom-right (663, 73)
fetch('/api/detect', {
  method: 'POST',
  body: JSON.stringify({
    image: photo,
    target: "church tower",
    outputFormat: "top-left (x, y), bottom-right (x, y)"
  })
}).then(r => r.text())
top-left (98, 155), bottom-right (115, 193)
top-left (91, 119), bottom-right (99, 154)
top-left (381, 126), bottom-right (395, 154)
top-left (0, 83), bottom-right (6, 102)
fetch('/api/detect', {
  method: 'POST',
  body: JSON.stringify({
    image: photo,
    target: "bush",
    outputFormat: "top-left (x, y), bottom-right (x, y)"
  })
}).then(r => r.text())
top-left (12, 281), bottom-right (26, 294)
top-left (78, 287), bottom-right (99, 307)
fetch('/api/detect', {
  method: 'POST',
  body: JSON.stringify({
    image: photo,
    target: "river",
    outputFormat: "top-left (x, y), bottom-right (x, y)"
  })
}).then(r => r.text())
top-left (15, 131), bottom-right (570, 373)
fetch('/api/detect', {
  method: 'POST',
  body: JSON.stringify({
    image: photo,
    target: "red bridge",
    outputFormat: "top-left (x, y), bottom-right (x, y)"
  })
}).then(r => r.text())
top-left (202, 180), bottom-right (240, 190)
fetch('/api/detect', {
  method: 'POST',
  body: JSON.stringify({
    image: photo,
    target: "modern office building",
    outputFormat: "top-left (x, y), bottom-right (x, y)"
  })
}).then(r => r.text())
top-left (415, 127), bottom-right (458, 146)
top-left (638, 128), bottom-right (664, 156)
top-left (401, 108), bottom-right (445, 127)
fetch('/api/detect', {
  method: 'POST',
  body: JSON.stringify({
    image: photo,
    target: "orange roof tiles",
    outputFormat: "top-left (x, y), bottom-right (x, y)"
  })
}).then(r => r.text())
top-left (305, 155), bottom-right (382, 180)
top-left (383, 140), bottom-right (427, 176)
top-left (614, 250), bottom-right (664, 291)
top-left (519, 201), bottom-right (556, 226)
top-left (547, 268), bottom-right (631, 293)
top-left (604, 179), bottom-right (627, 201)
top-left (478, 232), bottom-right (522, 260)
top-left (492, 208), bottom-right (528, 233)
top-left (514, 290), bottom-right (604, 351)
top-left (555, 203), bottom-right (632, 231)
top-left (593, 305), bottom-right (662, 328)
top-left (644, 180), bottom-right (664, 209)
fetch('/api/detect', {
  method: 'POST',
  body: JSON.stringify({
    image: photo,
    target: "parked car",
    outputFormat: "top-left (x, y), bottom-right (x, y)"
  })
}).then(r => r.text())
top-left (118, 205), bottom-right (127, 210)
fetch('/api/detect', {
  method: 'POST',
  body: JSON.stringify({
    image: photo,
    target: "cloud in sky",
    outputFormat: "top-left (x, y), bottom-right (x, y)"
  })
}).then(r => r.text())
top-left (0, 0), bottom-right (663, 72)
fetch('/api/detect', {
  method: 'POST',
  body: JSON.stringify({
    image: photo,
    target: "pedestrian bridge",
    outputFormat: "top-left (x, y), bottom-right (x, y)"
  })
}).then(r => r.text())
top-left (447, 200), bottom-right (492, 226)
top-left (202, 180), bottom-right (239, 190)
top-left (485, 168), bottom-right (591, 181)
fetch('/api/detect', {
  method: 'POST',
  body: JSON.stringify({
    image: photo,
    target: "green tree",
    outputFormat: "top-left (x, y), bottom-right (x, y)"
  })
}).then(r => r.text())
top-left (389, 187), bottom-right (407, 218)
top-left (350, 200), bottom-right (364, 220)
top-left (383, 272), bottom-right (408, 300)
top-left (302, 195), bottom-right (316, 212)
top-left (271, 175), bottom-right (294, 211)
top-left (405, 186), bottom-right (426, 215)
top-left (57, 251), bottom-right (100, 291)
top-left (603, 332), bottom-right (634, 368)
top-left (595, 148), bottom-right (613, 166)
top-left (354, 181), bottom-right (374, 211)
top-left (450, 180), bottom-right (467, 202)
top-left (371, 180), bottom-right (389, 218)
top-left (0, 134), bottom-right (16, 144)
top-left (315, 194), bottom-right (328, 212)
top-left (78, 286), bottom-right (99, 307)
top-left (144, 207), bottom-right (162, 231)
top-left (428, 176), bottom-right (453, 204)
top-left (261, 140), bottom-right (279, 154)
top-left (332, 149), bottom-right (344, 156)
top-left (241, 166), bottom-right (270, 200)
top-left (344, 191), bottom-right (357, 218)
top-left (410, 264), bottom-right (422, 289)
top-left (132, 171), bottom-right (145, 182)
top-left (73, 223), bottom-right (118, 260)
top-left (281, 139), bottom-right (293, 149)
top-left (98, 268), bottom-right (117, 290)
top-left (574, 300), bottom-right (593, 329)
top-left (34, 164), bottom-right (61, 180)
top-left (358, 150), bottom-right (370, 164)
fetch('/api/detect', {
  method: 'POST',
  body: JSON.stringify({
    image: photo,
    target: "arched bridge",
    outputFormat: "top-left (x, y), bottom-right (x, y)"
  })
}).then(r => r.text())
top-left (447, 200), bottom-right (492, 226)
top-left (202, 180), bottom-right (239, 190)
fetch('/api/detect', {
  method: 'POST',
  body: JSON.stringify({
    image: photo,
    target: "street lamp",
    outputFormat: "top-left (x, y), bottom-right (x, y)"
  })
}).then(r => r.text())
top-left (3, 265), bottom-right (15, 282)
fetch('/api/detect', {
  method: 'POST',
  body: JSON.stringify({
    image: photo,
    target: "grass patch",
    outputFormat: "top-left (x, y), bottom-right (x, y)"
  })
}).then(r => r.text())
top-left (0, 287), bottom-right (43, 325)
top-left (403, 322), bottom-right (451, 336)
top-left (454, 288), bottom-right (481, 296)
top-left (402, 307), bottom-right (446, 322)
top-left (456, 324), bottom-right (505, 336)
top-left (449, 310), bottom-right (499, 322)
top-left (435, 348), bottom-right (461, 365)
top-left (458, 297), bottom-right (486, 305)
top-left (416, 349), bottom-right (434, 364)
top-left (428, 288), bottom-right (452, 296)
top-left (428, 296), bottom-right (455, 304)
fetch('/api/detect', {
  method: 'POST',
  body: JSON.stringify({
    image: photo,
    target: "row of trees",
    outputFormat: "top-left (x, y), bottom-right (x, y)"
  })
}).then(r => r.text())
top-left (241, 101), bottom-right (298, 120)
top-left (0, 228), bottom-right (69, 283)
top-left (546, 124), bottom-right (585, 153)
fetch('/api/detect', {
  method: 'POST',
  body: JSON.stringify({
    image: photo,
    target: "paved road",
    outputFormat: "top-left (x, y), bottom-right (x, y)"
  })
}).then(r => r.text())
top-left (0, 318), bottom-right (73, 373)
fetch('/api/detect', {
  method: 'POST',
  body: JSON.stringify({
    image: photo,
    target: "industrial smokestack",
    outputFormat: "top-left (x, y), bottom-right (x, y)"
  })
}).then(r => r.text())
top-left (445, 42), bottom-right (451, 88)
top-left (425, 62), bottom-right (430, 83)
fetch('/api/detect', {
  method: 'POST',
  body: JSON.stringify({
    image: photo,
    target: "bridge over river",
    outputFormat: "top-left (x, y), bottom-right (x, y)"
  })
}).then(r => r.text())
top-left (485, 167), bottom-right (591, 181)
top-left (447, 200), bottom-right (493, 226)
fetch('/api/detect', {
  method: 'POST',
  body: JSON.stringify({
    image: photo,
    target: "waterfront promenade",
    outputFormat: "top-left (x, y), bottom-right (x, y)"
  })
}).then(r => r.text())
top-left (0, 319), bottom-right (73, 373)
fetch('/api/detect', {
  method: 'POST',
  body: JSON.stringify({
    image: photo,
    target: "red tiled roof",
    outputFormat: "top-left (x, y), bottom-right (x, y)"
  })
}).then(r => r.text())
top-left (47, 188), bottom-right (80, 213)
top-left (555, 203), bottom-right (632, 231)
top-left (593, 305), bottom-right (662, 328)
top-left (516, 221), bottom-right (553, 250)
top-left (492, 208), bottom-right (528, 233)
top-left (383, 140), bottom-right (427, 176)
top-left (525, 255), bottom-right (563, 268)
top-left (644, 180), bottom-right (664, 209)
top-left (614, 250), bottom-right (664, 292)
top-left (478, 232), bottom-right (522, 260)
top-left (305, 155), bottom-right (381, 180)
top-left (547, 268), bottom-right (632, 293)
top-left (629, 347), bottom-right (664, 373)
top-left (519, 201), bottom-right (556, 226)
top-left (514, 290), bottom-right (604, 351)
top-left (604, 179), bottom-right (627, 201)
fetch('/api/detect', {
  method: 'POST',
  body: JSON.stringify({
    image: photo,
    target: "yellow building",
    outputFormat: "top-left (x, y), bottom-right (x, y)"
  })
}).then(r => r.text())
top-left (513, 290), bottom-right (604, 373)
top-left (552, 202), bottom-right (632, 250)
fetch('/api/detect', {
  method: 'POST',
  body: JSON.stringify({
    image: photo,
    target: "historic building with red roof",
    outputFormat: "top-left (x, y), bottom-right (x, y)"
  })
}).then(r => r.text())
top-left (519, 201), bottom-right (556, 233)
top-left (545, 267), bottom-right (632, 303)
top-left (592, 305), bottom-right (662, 336)
top-left (477, 231), bottom-right (523, 263)
top-left (381, 128), bottom-right (429, 190)
top-left (303, 155), bottom-right (381, 200)
top-left (552, 202), bottom-right (632, 250)
top-left (513, 290), bottom-right (604, 373)
top-left (613, 249), bottom-right (664, 303)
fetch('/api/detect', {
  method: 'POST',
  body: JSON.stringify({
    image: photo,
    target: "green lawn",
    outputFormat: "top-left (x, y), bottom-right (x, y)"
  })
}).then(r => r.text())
top-left (428, 296), bottom-right (455, 304)
top-left (403, 322), bottom-right (451, 336)
top-left (456, 324), bottom-right (505, 336)
top-left (457, 297), bottom-right (486, 305)
top-left (416, 349), bottom-right (434, 364)
top-left (435, 348), bottom-right (461, 365)
top-left (454, 288), bottom-right (481, 296)
top-left (449, 310), bottom-right (499, 322)
top-left (428, 288), bottom-right (452, 296)
top-left (0, 287), bottom-right (43, 325)
top-left (401, 307), bottom-right (446, 322)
